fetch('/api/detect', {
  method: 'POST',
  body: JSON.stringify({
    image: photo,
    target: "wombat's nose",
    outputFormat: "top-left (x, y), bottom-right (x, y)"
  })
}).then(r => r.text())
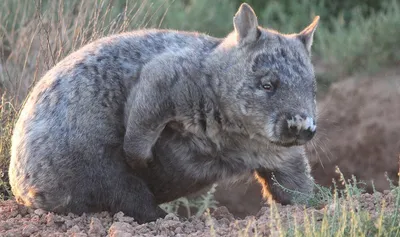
top-left (286, 114), bottom-right (316, 142)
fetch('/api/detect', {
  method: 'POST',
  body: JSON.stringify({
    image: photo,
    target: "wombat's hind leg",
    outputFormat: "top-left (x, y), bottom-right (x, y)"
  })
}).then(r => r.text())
top-left (105, 173), bottom-right (168, 224)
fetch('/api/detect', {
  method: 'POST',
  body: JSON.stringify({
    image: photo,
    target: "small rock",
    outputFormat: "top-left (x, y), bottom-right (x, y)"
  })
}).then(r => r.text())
top-left (164, 213), bottom-right (179, 221)
top-left (34, 209), bottom-right (46, 216)
top-left (133, 224), bottom-right (151, 234)
top-left (204, 217), bottom-right (215, 227)
top-left (68, 212), bottom-right (77, 218)
top-left (313, 211), bottom-right (324, 221)
top-left (0, 221), bottom-right (12, 230)
top-left (5, 229), bottom-right (23, 237)
top-left (68, 225), bottom-right (81, 234)
top-left (65, 219), bottom-right (74, 228)
top-left (116, 214), bottom-right (135, 223)
top-left (113, 212), bottom-right (125, 221)
top-left (17, 205), bottom-right (29, 216)
top-left (256, 206), bottom-right (269, 218)
top-left (109, 222), bottom-right (134, 235)
top-left (22, 224), bottom-right (39, 236)
top-left (54, 216), bottom-right (66, 225)
top-left (175, 226), bottom-right (183, 234)
top-left (112, 212), bottom-right (135, 224)
top-left (217, 217), bottom-right (231, 227)
top-left (88, 217), bottom-right (106, 236)
top-left (46, 212), bottom-right (55, 226)
top-left (211, 206), bottom-right (234, 221)
top-left (9, 209), bottom-right (19, 218)
top-left (109, 230), bottom-right (133, 237)
top-left (99, 211), bottom-right (110, 218)
top-left (30, 215), bottom-right (40, 223)
top-left (195, 222), bottom-right (204, 230)
top-left (73, 233), bottom-right (88, 237)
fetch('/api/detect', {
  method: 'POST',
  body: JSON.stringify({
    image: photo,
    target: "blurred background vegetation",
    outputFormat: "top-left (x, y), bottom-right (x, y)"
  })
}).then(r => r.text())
top-left (1, 0), bottom-right (399, 97)
top-left (0, 0), bottom-right (400, 199)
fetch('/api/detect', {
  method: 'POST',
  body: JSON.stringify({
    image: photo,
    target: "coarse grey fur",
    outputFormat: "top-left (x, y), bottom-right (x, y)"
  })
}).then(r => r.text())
top-left (9, 3), bottom-right (320, 223)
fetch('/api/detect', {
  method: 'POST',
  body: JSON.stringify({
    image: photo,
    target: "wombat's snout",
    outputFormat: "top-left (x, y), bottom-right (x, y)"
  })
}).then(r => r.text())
top-left (277, 113), bottom-right (316, 145)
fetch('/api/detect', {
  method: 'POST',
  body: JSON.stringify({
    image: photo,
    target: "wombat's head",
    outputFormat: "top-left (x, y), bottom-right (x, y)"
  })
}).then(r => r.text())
top-left (214, 3), bottom-right (319, 146)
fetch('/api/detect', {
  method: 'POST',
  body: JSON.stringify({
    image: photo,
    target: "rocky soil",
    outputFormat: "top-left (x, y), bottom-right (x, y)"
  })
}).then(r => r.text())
top-left (1, 190), bottom-right (398, 237)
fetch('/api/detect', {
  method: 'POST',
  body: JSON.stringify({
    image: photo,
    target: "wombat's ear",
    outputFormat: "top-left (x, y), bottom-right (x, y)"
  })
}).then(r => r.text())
top-left (233, 3), bottom-right (259, 45)
top-left (297, 16), bottom-right (320, 54)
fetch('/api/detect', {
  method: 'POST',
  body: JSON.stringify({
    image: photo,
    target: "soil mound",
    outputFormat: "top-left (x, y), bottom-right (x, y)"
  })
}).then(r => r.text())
top-left (309, 69), bottom-right (400, 191)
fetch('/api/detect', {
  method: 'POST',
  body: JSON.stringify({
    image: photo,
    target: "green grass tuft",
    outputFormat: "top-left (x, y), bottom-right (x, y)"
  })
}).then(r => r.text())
top-left (160, 183), bottom-right (219, 218)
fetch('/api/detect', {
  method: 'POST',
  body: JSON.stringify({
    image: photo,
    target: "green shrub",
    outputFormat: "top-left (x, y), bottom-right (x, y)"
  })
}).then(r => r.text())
top-left (316, 0), bottom-right (400, 76)
top-left (160, 183), bottom-right (219, 217)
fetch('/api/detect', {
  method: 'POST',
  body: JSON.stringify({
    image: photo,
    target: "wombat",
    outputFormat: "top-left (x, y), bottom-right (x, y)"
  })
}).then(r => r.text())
top-left (9, 3), bottom-right (320, 223)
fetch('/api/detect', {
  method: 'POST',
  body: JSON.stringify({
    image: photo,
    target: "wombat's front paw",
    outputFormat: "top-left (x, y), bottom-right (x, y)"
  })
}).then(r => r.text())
top-left (291, 181), bottom-right (316, 207)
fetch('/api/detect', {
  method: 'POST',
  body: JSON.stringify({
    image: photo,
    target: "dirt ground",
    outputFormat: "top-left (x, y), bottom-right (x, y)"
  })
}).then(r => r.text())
top-left (309, 68), bottom-right (400, 191)
top-left (0, 190), bottom-right (398, 237)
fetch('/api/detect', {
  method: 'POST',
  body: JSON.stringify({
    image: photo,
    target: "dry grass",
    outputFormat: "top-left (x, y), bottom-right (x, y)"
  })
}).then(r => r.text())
top-left (0, 0), bottom-right (174, 102)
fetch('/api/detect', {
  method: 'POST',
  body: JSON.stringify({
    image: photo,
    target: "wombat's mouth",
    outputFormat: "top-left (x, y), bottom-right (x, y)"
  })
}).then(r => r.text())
top-left (267, 112), bottom-right (316, 147)
top-left (269, 139), bottom-right (304, 147)
top-left (267, 130), bottom-right (312, 147)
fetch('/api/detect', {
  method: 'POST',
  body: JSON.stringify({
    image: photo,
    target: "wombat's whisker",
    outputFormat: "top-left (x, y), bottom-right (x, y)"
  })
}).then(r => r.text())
top-left (314, 136), bottom-right (334, 163)
top-left (310, 140), bottom-right (325, 169)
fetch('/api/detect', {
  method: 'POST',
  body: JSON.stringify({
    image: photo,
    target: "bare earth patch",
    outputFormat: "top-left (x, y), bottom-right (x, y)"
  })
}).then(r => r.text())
top-left (309, 68), bottom-right (400, 191)
top-left (1, 190), bottom-right (398, 237)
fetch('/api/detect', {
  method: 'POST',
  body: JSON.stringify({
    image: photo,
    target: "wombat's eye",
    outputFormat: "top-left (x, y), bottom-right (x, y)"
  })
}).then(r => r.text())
top-left (262, 83), bottom-right (273, 91)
